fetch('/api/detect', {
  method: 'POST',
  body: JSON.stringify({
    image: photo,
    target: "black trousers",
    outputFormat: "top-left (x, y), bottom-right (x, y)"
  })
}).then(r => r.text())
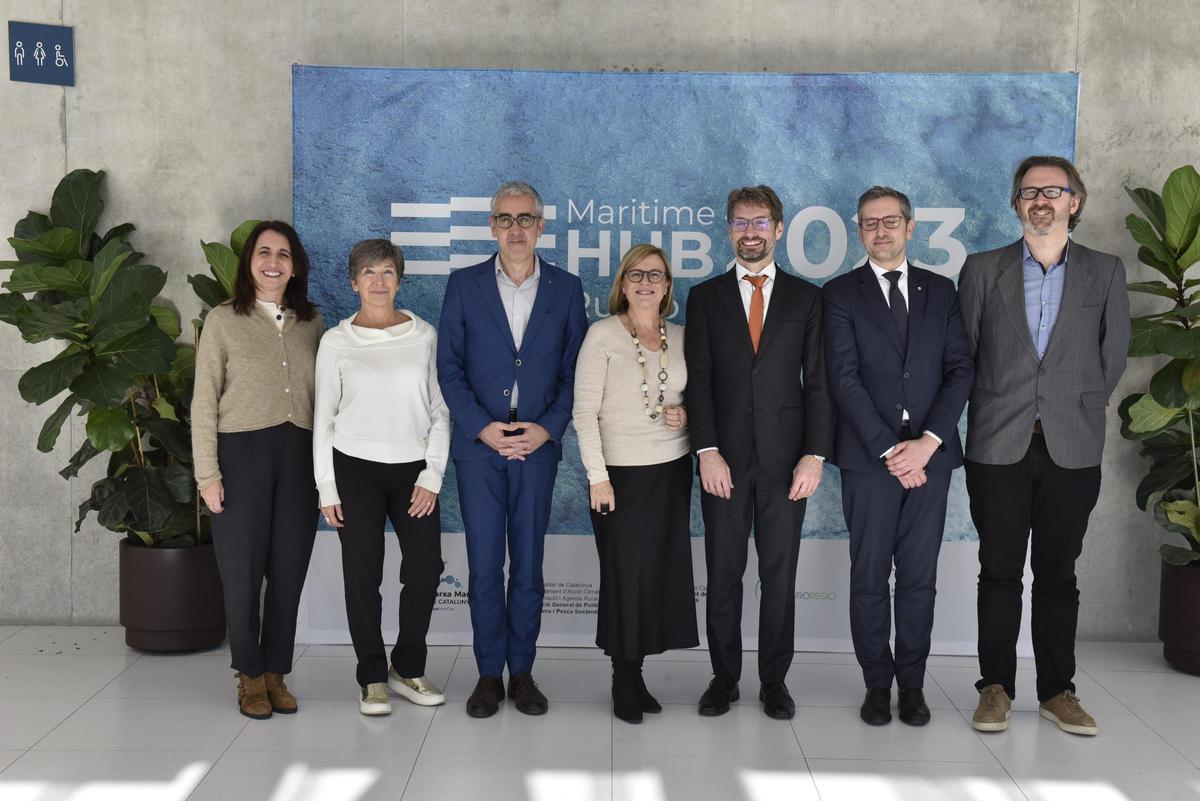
top-left (842, 468), bottom-right (951, 690)
top-left (211, 423), bottom-right (318, 677)
top-left (965, 433), bottom-right (1101, 702)
top-left (701, 463), bottom-right (805, 686)
top-left (334, 451), bottom-right (443, 687)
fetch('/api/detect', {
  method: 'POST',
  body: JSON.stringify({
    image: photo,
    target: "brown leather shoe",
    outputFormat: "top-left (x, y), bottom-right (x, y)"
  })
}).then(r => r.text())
top-left (264, 671), bottom-right (298, 714)
top-left (508, 673), bottom-right (548, 715)
top-left (971, 683), bottom-right (1011, 732)
top-left (236, 672), bottom-right (272, 719)
top-left (1039, 690), bottom-right (1098, 736)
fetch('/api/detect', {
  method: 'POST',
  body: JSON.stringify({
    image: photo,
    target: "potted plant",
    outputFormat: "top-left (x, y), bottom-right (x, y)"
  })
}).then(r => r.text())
top-left (0, 169), bottom-right (227, 651)
top-left (1118, 164), bottom-right (1200, 672)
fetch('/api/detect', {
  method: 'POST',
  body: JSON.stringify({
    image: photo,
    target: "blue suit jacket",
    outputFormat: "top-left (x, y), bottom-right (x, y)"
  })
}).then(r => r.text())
top-left (822, 263), bottom-right (974, 472)
top-left (436, 254), bottom-right (588, 462)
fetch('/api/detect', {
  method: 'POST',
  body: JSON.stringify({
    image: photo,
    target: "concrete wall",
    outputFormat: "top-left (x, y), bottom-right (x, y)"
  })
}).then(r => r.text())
top-left (1, 0), bottom-right (1195, 637)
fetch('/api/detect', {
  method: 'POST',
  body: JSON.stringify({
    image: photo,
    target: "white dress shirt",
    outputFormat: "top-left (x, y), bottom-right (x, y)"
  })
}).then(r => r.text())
top-left (735, 260), bottom-right (777, 321)
top-left (496, 256), bottom-right (540, 409)
top-left (868, 260), bottom-right (942, 457)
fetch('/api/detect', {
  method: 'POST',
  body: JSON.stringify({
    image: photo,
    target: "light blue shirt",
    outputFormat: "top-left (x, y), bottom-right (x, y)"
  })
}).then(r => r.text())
top-left (1022, 240), bottom-right (1068, 360)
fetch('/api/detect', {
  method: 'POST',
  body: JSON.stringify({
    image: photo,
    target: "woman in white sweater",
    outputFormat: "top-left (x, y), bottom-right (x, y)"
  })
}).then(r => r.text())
top-left (313, 239), bottom-right (450, 716)
top-left (572, 243), bottom-right (699, 724)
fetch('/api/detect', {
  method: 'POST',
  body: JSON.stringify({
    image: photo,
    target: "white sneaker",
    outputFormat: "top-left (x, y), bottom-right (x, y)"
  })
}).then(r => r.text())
top-left (359, 682), bottom-right (391, 716)
top-left (388, 668), bottom-right (446, 706)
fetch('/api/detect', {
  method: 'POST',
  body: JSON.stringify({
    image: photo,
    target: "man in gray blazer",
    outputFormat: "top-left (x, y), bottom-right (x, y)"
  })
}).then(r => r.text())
top-left (958, 155), bottom-right (1129, 736)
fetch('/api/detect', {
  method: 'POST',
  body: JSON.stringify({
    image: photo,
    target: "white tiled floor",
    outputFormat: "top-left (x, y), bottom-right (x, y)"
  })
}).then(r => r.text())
top-left (0, 629), bottom-right (1196, 801)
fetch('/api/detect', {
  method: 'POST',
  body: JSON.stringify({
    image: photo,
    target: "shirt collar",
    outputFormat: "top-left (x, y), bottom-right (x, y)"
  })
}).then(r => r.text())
top-left (496, 255), bottom-right (541, 287)
top-left (735, 261), bottom-right (777, 282)
top-left (1021, 239), bottom-right (1070, 272)
top-left (868, 259), bottom-right (908, 281)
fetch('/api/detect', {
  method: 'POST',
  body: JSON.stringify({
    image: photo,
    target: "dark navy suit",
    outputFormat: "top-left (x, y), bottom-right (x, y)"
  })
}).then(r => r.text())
top-left (437, 254), bottom-right (587, 677)
top-left (823, 262), bottom-right (973, 689)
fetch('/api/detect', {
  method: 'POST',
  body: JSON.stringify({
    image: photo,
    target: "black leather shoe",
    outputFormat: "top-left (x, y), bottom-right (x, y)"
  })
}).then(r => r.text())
top-left (508, 673), bottom-right (549, 715)
top-left (635, 673), bottom-right (662, 713)
top-left (466, 676), bottom-right (504, 718)
top-left (698, 677), bottom-right (739, 716)
top-left (860, 688), bottom-right (892, 725)
top-left (898, 687), bottom-right (931, 726)
top-left (759, 682), bottom-right (796, 720)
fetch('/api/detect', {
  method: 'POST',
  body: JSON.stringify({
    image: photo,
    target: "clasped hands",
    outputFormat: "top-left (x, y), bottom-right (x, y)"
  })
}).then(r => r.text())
top-left (479, 420), bottom-right (551, 460)
top-left (699, 451), bottom-right (824, 501)
top-left (884, 434), bottom-right (939, 489)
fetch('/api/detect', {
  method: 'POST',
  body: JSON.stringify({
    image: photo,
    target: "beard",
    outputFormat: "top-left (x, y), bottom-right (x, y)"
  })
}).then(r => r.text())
top-left (1021, 205), bottom-right (1065, 236)
top-left (735, 240), bottom-right (770, 263)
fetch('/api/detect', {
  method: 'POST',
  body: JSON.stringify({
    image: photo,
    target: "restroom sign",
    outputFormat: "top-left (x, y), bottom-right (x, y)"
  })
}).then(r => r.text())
top-left (9, 21), bottom-right (74, 86)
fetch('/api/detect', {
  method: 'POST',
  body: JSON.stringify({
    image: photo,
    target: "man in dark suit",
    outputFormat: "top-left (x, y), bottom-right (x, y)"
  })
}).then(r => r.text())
top-left (959, 156), bottom-right (1128, 736)
top-left (437, 181), bottom-right (588, 718)
top-left (685, 184), bottom-right (835, 720)
top-left (823, 186), bottom-right (974, 727)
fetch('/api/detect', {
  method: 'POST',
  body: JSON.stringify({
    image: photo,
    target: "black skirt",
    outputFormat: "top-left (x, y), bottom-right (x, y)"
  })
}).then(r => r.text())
top-left (590, 453), bottom-right (700, 659)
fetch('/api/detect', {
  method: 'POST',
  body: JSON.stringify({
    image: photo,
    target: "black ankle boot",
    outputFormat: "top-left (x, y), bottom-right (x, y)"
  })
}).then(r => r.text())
top-left (633, 659), bottom-right (661, 713)
top-left (612, 659), bottom-right (642, 723)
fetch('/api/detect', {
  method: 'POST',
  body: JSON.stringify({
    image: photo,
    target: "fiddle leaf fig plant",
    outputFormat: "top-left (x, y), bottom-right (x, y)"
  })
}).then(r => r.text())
top-left (1118, 164), bottom-right (1200, 566)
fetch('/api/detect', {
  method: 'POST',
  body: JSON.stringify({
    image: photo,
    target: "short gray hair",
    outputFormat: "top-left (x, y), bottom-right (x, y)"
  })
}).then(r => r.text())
top-left (348, 238), bottom-right (404, 280)
top-left (856, 186), bottom-right (913, 220)
top-left (491, 181), bottom-right (544, 216)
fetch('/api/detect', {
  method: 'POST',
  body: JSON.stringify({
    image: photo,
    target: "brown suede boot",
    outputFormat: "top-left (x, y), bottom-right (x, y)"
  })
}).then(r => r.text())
top-left (264, 672), bottom-right (298, 714)
top-left (236, 672), bottom-right (272, 719)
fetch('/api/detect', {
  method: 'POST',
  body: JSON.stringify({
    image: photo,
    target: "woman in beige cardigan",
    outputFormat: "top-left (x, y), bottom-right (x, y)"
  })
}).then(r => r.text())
top-left (572, 244), bottom-right (698, 724)
top-left (191, 220), bottom-right (324, 720)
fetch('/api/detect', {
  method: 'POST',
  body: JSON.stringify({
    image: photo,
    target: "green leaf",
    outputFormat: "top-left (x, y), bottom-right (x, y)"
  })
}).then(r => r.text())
top-left (1162, 165), bottom-right (1200, 255)
top-left (1138, 457), bottom-right (1195, 509)
top-left (167, 345), bottom-right (195, 385)
top-left (1126, 280), bottom-right (1178, 299)
top-left (13, 211), bottom-right (53, 242)
top-left (0, 292), bottom-right (27, 326)
top-left (1161, 544), bottom-right (1200, 565)
top-left (1161, 498), bottom-right (1200, 545)
top-left (8, 227), bottom-right (82, 266)
top-left (202, 241), bottom-right (238, 295)
top-left (230, 220), bottom-right (261, 257)
top-left (1179, 222), bottom-right (1200, 274)
top-left (1130, 317), bottom-right (1172, 357)
top-left (149, 304), bottom-right (181, 339)
top-left (1127, 214), bottom-right (1177, 280)
top-left (122, 467), bottom-right (174, 532)
top-left (187, 273), bottom-right (228, 309)
top-left (94, 477), bottom-right (131, 530)
top-left (152, 396), bottom-right (178, 421)
top-left (1125, 186), bottom-right (1168, 238)
top-left (93, 222), bottom-right (135, 258)
top-left (14, 298), bottom-right (87, 343)
top-left (88, 238), bottom-right (136, 302)
top-left (18, 347), bottom-right (88, 404)
top-left (1158, 327), bottom-right (1200, 359)
top-left (70, 362), bottom-right (133, 407)
top-left (59, 439), bottom-right (102, 479)
top-left (1129, 393), bottom-right (1182, 434)
top-left (3, 260), bottom-right (93, 297)
top-left (85, 406), bottom-right (136, 452)
top-left (89, 263), bottom-right (167, 346)
top-left (1137, 246), bottom-right (1175, 276)
top-left (140, 417), bottom-right (190, 462)
top-left (158, 463), bottom-right (194, 504)
top-left (49, 169), bottom-right (105, 253)
top-left (37, 395), bottom-right (77, 453)
top-left (95, 323), bottom-right (175, 374)
top-left (1150, 360), bottom-right (1194, 409)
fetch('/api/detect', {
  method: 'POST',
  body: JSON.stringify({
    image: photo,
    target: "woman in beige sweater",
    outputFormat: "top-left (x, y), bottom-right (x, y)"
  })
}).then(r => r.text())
top-left (191, 220), bottom-right (324, 720)
top-left (572, 244), bottom-right (698, 724)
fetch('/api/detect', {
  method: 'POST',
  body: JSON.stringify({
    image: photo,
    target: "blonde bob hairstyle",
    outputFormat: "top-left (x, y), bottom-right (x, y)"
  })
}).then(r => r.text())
top-left (607, 243), bottom-right (674, 316)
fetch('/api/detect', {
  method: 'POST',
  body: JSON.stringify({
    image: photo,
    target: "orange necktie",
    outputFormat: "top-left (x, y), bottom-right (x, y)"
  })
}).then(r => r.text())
top-left (744, 274), bottom-right (769, 353)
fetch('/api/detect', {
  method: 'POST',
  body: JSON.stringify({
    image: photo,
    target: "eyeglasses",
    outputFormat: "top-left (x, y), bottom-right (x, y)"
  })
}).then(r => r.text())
top-left (1017, 186), bottom-right (1073, 200)
top-left (624, 269), bottom-right (666, 284)
top-left (859, 215), bottom-right (906, 231)
top-left (730, 217), bottom-right (773, 233)
top-left (492, 213), bottom-right (542, 229)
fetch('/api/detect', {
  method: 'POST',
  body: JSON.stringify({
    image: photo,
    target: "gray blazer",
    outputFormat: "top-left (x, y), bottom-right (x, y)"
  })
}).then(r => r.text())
top-left (958, 239), bottom-right (1129, 469)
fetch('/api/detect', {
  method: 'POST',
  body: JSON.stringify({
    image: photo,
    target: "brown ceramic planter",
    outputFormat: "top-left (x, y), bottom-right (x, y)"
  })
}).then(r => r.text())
top-left (118, 538), bottom-right (226, 652)
top-left (1159, 560), bottom-right (1200, 674)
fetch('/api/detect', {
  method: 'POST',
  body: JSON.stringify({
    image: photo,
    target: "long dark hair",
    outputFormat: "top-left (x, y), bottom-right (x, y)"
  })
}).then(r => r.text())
top-left (231, 220), bottom-right (318, 321)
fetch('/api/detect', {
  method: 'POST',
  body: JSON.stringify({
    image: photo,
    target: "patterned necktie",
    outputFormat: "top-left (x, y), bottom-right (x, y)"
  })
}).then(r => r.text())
top-left (884, 270), bottom-right (908, 351)
top-left (744, 274), bottom-right (769, 353)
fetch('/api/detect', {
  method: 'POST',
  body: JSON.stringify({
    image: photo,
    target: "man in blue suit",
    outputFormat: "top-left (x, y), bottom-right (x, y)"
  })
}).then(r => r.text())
top-left (437, 181), bottom-right (588, 718)
top-left (823, 186), bottom-right (973, 727)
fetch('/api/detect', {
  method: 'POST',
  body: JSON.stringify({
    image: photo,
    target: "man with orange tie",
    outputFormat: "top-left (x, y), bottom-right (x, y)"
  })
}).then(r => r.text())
top-left (685, 185), bottom-right (835, 720)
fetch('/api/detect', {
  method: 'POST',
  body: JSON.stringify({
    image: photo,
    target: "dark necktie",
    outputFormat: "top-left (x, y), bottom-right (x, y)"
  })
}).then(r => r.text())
top-left (884, 271), bottom-right (907, 351)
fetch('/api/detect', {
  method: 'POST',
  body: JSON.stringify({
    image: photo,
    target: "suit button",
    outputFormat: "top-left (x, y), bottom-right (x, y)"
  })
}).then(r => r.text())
top-left (515, 359), bottom-right (522, 367)
top-left (895, 403), bottom-right (902, 410)
top-left (903, 372), bottom-right (910, 378)
top-left (503, 389), bottom-right (511, 397)
top-left (753, 368), bottom-right (761, 375)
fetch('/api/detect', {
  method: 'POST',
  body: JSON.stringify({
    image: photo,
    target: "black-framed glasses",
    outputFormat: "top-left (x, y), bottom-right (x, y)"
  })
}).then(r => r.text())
top-left (859, 215), bottom-right (906, 231)
top-left (492, 213), bottom-right (542, 229)
top-left (730, 217), bottom-right (773, 233)
top-left (1018, 186), bottom-right (1073, 200)
top-left (624, 269), bottom-right (666, 284)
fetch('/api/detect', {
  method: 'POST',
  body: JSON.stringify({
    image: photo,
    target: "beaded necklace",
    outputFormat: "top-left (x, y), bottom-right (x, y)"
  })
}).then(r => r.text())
top-left (625, 316), bottom-right (669, 419)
